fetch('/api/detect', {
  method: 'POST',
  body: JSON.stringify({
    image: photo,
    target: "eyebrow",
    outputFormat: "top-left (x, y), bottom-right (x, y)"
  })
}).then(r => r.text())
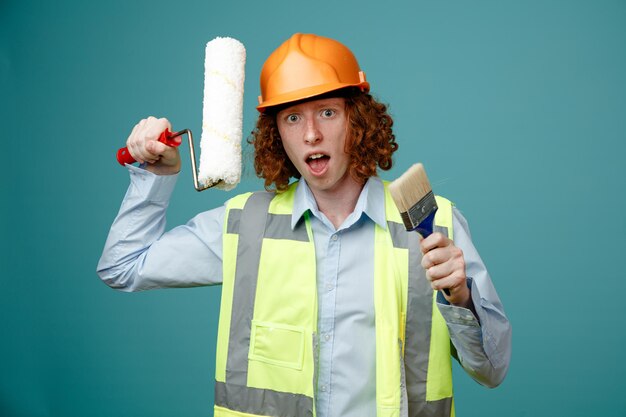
top-left (279, 99), bottom-right (344, 115)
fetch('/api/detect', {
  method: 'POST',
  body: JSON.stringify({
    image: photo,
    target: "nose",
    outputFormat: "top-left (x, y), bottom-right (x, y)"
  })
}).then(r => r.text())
top-left (304, 118), bottom-right (321, 144)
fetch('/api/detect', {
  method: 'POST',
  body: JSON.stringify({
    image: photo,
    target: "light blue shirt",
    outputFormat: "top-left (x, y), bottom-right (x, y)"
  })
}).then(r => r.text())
top-left (97, 166), bottom-right (511, 417)
top-left (292, 176), bottom-right (383, 417)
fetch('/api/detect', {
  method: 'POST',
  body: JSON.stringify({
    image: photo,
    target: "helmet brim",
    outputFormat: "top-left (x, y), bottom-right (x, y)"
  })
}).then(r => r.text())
top-left (257, 81), bottom-right (370, 112)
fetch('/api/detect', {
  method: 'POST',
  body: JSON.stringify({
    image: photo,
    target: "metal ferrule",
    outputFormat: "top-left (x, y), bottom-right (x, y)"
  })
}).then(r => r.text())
top-left (400, 191), bottom-right (437, 231)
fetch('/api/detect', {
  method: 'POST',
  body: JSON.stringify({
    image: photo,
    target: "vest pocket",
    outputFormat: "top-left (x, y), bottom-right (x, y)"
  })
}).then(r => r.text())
top-left (248, 320), bottom-right (305, 370)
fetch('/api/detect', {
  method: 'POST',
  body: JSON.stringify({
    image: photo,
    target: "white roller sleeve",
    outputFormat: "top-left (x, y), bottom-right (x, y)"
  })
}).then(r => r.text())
top-left (198, 37), bottom-right (245, 190)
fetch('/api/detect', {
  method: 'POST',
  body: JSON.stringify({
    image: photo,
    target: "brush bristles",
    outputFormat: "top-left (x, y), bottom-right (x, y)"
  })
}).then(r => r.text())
top-left (389, 163), bottom-right (433, 214)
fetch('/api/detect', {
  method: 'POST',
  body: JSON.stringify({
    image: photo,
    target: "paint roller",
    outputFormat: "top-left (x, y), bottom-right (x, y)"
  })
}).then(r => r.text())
top-left (116, 37), bottom-right (246, 191)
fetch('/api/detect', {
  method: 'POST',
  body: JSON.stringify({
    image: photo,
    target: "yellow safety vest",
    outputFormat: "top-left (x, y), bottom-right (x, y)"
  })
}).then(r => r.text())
top-left (214, 181), bottom-right (455, 417)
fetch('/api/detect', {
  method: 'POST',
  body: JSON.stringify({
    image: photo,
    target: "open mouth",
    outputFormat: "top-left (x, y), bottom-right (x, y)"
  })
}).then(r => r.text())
top-left (306, 153), bottom-right (330, 174)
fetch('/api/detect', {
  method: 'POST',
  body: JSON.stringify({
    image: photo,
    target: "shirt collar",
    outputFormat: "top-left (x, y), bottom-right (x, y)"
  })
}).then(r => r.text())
top-left (291, 177), bottom-right (388, 230)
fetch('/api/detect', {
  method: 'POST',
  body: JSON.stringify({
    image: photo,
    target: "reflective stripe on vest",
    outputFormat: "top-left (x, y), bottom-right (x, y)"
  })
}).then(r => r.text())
top-left (215, 182), bottom-right (455, 417)
top-left (384, 191), bottom-right (455, 417)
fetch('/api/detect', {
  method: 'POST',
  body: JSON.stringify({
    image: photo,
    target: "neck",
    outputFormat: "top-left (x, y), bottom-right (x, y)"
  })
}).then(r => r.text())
top-left (309, 178), bottom-right (365, 229)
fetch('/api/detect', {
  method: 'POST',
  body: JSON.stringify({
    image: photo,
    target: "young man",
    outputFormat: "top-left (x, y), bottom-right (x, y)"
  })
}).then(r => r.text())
top-left (98, 33), bottom-right (511, 417)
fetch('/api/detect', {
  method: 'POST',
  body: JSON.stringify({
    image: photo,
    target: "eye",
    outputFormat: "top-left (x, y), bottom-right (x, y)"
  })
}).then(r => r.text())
top-left (285, 114), bottom-right (300, 123)
top-left (321, 109), bottom-right (335, 118)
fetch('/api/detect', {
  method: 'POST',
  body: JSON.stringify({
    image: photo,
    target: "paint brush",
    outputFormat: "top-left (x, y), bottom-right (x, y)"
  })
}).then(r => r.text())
top-left (389, 163), bottom-right (450, 296)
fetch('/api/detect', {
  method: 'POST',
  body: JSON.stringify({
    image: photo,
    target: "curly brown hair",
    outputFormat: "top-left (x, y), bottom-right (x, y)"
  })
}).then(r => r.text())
top-left (249, 88), bottom-right (398, 191)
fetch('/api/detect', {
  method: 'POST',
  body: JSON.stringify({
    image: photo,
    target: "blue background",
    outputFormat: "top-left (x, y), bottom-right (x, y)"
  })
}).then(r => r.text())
top-left (2, 0), bottom-right (625, 416)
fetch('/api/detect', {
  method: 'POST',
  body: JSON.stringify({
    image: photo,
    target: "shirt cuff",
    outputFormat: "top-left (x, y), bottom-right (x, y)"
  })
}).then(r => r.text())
top-left (436, 277), bottom-right (480, 327)
top-left (126, 164), bottom-right (179, 202)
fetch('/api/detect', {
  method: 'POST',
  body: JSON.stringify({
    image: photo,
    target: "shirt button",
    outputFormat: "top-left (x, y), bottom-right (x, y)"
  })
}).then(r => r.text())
top-left (331, 234), bottom-right (338, 241)
top-left (320, 385), bottom-right (327, 392)
top-left (325, 283), bottom-right (333, 291)
top-left (324, 333), bottom-right (331, 341)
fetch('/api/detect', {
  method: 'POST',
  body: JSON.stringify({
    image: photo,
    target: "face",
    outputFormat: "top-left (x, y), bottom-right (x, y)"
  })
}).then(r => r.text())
top-left (276, 97), bottom-right (361, 197)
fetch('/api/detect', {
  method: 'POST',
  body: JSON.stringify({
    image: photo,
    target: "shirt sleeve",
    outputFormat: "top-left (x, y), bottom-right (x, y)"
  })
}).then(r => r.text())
top-left (96, 165), bottom-right (225, 292)
top-left (435, 207), bottom-right (512, 388)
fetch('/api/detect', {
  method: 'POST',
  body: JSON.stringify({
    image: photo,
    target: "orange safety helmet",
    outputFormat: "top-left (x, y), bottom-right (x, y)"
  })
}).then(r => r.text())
top-left (257, 33), bottom-right (370, 112)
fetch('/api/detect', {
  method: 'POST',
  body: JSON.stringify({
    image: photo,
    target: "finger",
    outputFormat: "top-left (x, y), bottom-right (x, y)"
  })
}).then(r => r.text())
top-left (429, 270), bottom-right (465, 292)
top-left (130, 136), bottom-right (152, 164)
top-left (421, 246), bottom-right (450, 269)
top-left (140, 141), bottom-right (165, 164)
top-left (420, 232), bottom-right (450, 254)
top-left (126, 116), bottom-right (179, 168)
top-left (134, 117), bottom-right (167, 162)
top-left (422, 244), bottom-right (464, 270)
top-left (146, 140), bottom-right (170, 157)
top-left (128, 135), bottom-right (146, 164)
top-left (159, 117), bottom-right (172, 132)
top-left (426, 253), bottom-right (465, 282)
top-left (141, 118), bottom-right (171, 147)
top-left (160, 140), bottom-right (181, 159)
top-left (147, 137), bottom-right (181, 167)
top-left (130, 119), bottom-right (154, 162)
top-left (435, 276), bottom-right (471, 306)
top-left (144, 117), bottom-right (170, 137)
top-left (425, 261), bottom-right (457, 282)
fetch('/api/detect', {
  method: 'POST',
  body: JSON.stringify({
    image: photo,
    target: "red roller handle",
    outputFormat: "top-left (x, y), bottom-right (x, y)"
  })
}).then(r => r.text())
top-left (116, 129), bottom-right (181, 166)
